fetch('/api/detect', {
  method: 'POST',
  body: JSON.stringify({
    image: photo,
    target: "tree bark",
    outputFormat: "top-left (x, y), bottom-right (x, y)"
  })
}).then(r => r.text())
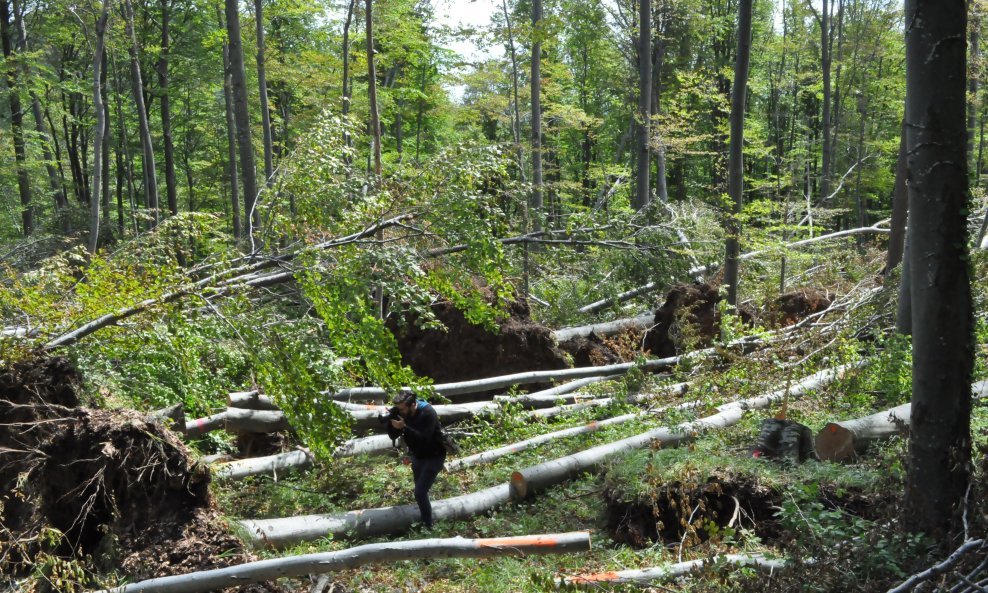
top-left (218, 6), bottom-right (241, 240)
top-left (158, 0), bottom-right (178, 216)
top-left (530, 0), bottom-right (543, 231)
top-left (557, 555), bottom-right (786, 588)
top-left (503, 0), bottom-right (524, 180)
top-left (366, 0), bottom-right (381, 178)
top-left (255, 0), bottom-right (274, 184)
top-left (885, 118), bottom-right (908, 277)
top-left (226, 0), bottom-right (259, 240)
top-left (723, 0), bottom-right (753, 306)
top-left (903, 0), bottom-right (973, 541)
top-left (0, 0), bottom-right (31, 235)
top-left (341, 0), bottom-right (354, 166)
top-left (819, 0), bottom-right (833, 206)
top-left (551, 313), bottom-right (656, 343)
top-left (87, 6), bottom-right (109, 253)
top-left (124, 0), bottom-right (159, 226)
top-left (633, 0), bottom-right (651, 211)
top-left (213, 449), bottom-right (313, 481)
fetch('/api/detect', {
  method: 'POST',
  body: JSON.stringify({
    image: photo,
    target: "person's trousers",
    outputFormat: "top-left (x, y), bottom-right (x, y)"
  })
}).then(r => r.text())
top-left (411, 455), bottom-right (445, 528)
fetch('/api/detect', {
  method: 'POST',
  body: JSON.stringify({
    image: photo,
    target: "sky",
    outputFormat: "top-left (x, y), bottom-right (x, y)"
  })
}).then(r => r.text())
top-left (432, 0), bottom-right (498, 62)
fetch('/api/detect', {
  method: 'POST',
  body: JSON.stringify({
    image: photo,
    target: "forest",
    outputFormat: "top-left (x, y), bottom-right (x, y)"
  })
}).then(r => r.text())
top-left (0, 0), bottom-right (985, 590)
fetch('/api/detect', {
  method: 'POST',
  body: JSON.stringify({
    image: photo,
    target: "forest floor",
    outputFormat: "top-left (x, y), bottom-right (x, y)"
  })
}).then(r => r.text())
top-left (3, 277), bottom-right (988, 593)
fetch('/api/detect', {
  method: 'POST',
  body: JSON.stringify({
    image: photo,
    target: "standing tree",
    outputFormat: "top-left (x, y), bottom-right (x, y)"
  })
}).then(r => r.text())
top-left (903, 0), bottom-right (974, 541)
top-left (723, 0), bottom-right (753, 306)
top-left (0, 0), bottom-right (31, 235)
top-left (218, 6), bottom-right (241, 240)
top-left (88, 3), bottom-right (110, 253)
top-left (530, 0), bottom-right (543, 232)
top-left (255, 0), bottom-right (274, 184)
top-left (341, 0), bottom-right (355, 167)
top-left (157, 0), bottom-right (178, 216)
top-left (366, 0), bottom-right (381, 178)
top-left (124, 0), bottom-right (159, 226)
top-left (226, 0), bottom-right (259, 240)
top-left (633, 0), bottom-right (650, 211)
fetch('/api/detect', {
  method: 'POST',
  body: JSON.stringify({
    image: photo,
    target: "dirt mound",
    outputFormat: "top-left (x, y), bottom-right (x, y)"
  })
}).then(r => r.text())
top-left (388, 296), bottom-right (569, 389)
top-left (776, 288), bottom-right (833, 326)
top-left (0, 356), bottom-right (284, 591)
top-left (557, 330), bottom-right (644, 367)
top-left (603, 474), bottom-right (779, 548)
top-left (642, 282), bottom-right (731, 357)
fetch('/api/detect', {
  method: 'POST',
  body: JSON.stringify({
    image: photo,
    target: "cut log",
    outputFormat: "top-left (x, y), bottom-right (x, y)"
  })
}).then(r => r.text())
top-left (184, 411), bottom-right (228, 437)
top-left (200, 453), bottom-right (235, 464)
top-left (555, 554), bottom-right (786, 588)
top-left (495, 391), bottom-right (606, 409)
top-left (815, 379), bottom-right (988, 462)
top-left (213, 449), bottom-right (314, 481)
top-left (525, 375), bottom-right (613, 397)
top-left (227, 391), bottom-right (278, 410)
top-left (815, 403), bottom-right (911, 462)
top-left (97, 532), bottom-right (591, 593)
top-left (551, 313), bottom-right (655, 343)
top-left (329, 355), bottom-right (682, 402)
top-left (509, 362), bottom-right (861, 499)
top-left (334, 434), bottom-right (395, 457)
top-left (147, 402), bottom-right (186, 433)
top-left (242, 483), bottom-right (515, 547)
top-left (225, 408), bottom-right (292, 433)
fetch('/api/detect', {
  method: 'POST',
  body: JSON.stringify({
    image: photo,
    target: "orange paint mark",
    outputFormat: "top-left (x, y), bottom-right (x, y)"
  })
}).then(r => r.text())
top-left (478, 535), bottom-right (558, 548)
top-left (829, 425), bottom-right (838, 433)
top-left (568, 571), bottom-right (621, 583)
top-left (587, 421), bottom-right (599, 430)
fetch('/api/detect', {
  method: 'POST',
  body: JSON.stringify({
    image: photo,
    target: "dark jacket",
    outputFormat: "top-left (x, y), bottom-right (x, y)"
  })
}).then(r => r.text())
top-left (387, 400), bottom-right (446, 459)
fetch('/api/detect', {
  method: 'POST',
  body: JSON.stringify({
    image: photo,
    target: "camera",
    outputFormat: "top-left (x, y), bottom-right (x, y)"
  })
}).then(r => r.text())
top-left (378, 406), bottom-right (402, 425)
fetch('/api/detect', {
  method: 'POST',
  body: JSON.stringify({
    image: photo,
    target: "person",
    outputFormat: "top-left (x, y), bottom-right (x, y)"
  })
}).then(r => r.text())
top-left (386, 390), bottom-right (446, 529)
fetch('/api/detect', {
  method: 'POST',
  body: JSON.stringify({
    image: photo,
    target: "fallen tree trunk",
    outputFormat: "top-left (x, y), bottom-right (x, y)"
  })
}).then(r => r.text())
top-left (524, 399), bottom-right (613, 419)
top-left (330, 355), bottom-right (685, 402)
top-left (555, 554), bottom-right (787, 588)
top-left (334, 434), bottom-right (395, 457)
top-left (551, 313), bottom-right (655, 343)
top-left (509, 363), bottom-right (860, 499)
top-left (148, 403), bottom-right (185, 433)
top-left (97, 532), bottom-right (591, 593)
top-left (183, 411), bottom-right (228, 438)
top-left (242, 483), bottom-right (515, 547)
top-left (213, 449), bottom-right (314, 481)
top-left (495, 391), bottom-right (605, 409)
top-left (815, 379), bottom-right (988, 462)
top-left (578, 223), bottom-right (891, 314)
top-left (227, 391), bottom-right (278, 410)
top-left (224, 408), bottom-right (292, 433)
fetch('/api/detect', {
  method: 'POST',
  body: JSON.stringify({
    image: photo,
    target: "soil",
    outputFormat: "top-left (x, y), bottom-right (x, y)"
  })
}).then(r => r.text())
top-left (642, 282), bottom-right (739, 357)
top-left (602, 468), bottom-right (890, 550)
top-left (775, 288), bottom-right (833, 326)
top-left (0, 355), bottom-right (287, 592)
top-left (387, 295), bottom-right (569, 392)
top-left (557, 332), bottom-right (625, 367)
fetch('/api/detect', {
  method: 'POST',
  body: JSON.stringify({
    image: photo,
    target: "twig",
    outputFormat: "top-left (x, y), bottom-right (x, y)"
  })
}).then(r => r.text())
top-left (886, 539), bottom-right (986, 593)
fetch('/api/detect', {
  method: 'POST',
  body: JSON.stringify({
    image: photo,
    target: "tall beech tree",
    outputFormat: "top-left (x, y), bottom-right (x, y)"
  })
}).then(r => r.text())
top-left (88, 3), bottom-right (109, 253)
top-left (903, 0), bottom-right (973, 541)
top-left (219, 6), bottom-right (241, 240)
top-left (0, 0), bottom-right (31, 235)
top-left (633, 0), bottom-right (650, 211)
top-left (366, 0), bottom-right (381, 178)
top-left (124, 0), bottom-right (159, 226)
top-left (226, 0), bottom-right (259, 239)
top-left (530, 0), bottom-right (543, 231)
top-left (158, 0), bottom-right (178, 216)
top-left (724, 0), bottom-right (753, 306)
top-left (255, 0), bottom-right (274, 184)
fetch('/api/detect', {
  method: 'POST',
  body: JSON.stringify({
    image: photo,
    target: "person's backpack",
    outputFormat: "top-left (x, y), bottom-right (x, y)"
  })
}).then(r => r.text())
top-left (439, 425), bottom-right (460, 455)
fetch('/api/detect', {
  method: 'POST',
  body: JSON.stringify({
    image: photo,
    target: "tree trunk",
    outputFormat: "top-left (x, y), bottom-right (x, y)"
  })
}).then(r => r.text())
top-left (124, 0), bottom-right (159, 226)
top-left (213, 449), bottom-right (314, 481)
top-left (158, 0), bottom-right (178, 216)
top-left (633, 0), bottom-right (651, 211)
top-left (530, 0), bottom-right (543, 231)
top-left (111, 533), bottom-right (589, 591)
top-left (87, 5), bottom-right (109, 253)
top-left (885, 118), bottom-right (908, 276)
top-left (0, 0), bottom-right (32, 235)
top-left (551, 314), bottom-right (656, 343)
top-left (723, 0), bottom-right (753, 306)
top-left (101, 50), bottom-right (111, 229)
top-left (341, 0), bottom-right (354, 166)
top-left (557, 555), bottom-right (786, 588)
top-left (366, 0), bottom-right (381, 178)
top-left (903, 0), bottom-right (973, 541)
top-left (820, 0), bottom-right (833, 206)
top-left (255, 0), bottom-right (274, 184)
top-left (503, 0), bottom-right (524, 181)
top-left (218, 6), bottom-right (241, 240)
top-left (226, 0), bottom-right (258, 240)
top-left (969, 0), bottom-right (980, 177)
